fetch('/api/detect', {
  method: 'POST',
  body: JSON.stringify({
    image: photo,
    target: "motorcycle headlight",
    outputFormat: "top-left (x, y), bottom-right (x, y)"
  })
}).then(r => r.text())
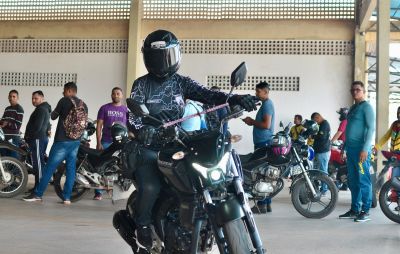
top-left (192, 152), bottom-right (230, 185)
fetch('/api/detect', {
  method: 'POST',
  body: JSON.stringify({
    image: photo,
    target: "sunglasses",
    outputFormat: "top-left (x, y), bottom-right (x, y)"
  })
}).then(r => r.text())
top-left (350, 88), bottom-right (363, 93)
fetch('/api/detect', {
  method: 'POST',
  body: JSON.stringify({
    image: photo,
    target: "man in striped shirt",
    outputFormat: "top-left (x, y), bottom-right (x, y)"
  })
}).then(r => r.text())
top-left (0, 90), bottom-right (24, 158)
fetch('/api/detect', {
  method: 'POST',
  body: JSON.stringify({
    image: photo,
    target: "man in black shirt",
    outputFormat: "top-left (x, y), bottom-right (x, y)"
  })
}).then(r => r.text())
top-left (24, 91), bottom-right (51, 192)
top-left (24, 82), bottom-right (88, 204)
top-left (311, 112), bottom-right (331, 193)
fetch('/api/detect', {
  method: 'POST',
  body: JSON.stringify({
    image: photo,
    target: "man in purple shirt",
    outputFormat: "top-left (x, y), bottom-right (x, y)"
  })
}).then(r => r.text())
top-left (94, 87), bottom-right (128, 200)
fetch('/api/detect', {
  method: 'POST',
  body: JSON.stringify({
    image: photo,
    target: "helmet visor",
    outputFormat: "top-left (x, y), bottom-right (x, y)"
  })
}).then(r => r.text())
top-left (142, 43), bottom-right (181, 78)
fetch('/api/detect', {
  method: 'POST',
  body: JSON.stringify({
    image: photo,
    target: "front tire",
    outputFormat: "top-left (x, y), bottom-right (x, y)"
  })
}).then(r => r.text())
top-left (291, 173), bottom-right (338, 218)
top-left (222, 218), bottom-right (253, 254)
top-left (379, 180), bottom-right (400, 224)
top-left (0, 156), bottom-right (28, 198)
top-left (53, 162), bottom-right (89, 202)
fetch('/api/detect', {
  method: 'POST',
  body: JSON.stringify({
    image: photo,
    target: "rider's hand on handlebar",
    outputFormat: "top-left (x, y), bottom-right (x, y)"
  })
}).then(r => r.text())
top-left (138, 125), bottom-right (156, 146)
top-left (96, 143), bottom-right (104, 151)
top-left (228, 94), bottom-right (258, 112)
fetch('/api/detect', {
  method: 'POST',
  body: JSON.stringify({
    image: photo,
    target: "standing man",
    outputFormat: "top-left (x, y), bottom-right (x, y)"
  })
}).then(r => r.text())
top-left (95, 87), bottom-right (128, 200)
top-left (311, 112), bottom-right (331, 193)
top-left (339, 81), bottom-right (375, 222)
top-left (23, 82), bottom-right (88, 204)
top-left (243, 81), bottom-right (275, 213)
top-left (0, 90), bottom-right (24, 158)
top-left (24, 91), bottom-right (51, 192)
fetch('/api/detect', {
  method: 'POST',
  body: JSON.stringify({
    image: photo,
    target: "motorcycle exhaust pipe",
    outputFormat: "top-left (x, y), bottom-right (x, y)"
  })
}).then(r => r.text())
top-left (75, 173), bottom-right (90, 186)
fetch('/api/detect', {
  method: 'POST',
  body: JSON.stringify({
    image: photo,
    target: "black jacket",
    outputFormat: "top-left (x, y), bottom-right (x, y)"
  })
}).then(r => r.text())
top-left (128, 73), bottom-right (229, 135)
top-left (25, 102), bottom-right (51, 141)
top-left (313, 120), bottom-right (331, 153)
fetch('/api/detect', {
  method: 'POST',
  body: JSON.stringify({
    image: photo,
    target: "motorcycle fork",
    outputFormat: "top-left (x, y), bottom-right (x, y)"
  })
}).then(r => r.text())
top-left (203, 190), bottom-right (229, 254)
top-left (0, 157), bottom-right (10, 182)
top-left (230, 153), bottom-right (264, 254)
top-left (293, 149), bottom-right (317, 197)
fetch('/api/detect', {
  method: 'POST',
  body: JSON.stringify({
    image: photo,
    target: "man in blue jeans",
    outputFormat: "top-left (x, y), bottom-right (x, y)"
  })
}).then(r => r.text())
top-left (311, 112), bottom-right (331, 193)
top-left (23, 82), bottom-right (88, 204)
top-left (243, 81), bottom-right (275, 213)
top-left (339, 81), bottom-right (375, 222)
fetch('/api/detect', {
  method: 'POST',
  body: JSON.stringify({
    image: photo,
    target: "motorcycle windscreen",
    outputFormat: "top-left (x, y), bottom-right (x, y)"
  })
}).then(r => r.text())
top-left (186, 130), bottom-right (225, 167)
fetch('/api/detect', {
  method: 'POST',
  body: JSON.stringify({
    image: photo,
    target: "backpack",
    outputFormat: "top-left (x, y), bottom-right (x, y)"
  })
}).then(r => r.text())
top-left (64, 98), bottom-right (88, 139)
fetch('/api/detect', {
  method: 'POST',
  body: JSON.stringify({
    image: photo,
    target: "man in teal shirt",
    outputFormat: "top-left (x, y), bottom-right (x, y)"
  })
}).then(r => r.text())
top-left (243, 81), bottom-right (275, 213)
top-left (339, 81), bottom-right (375, 222)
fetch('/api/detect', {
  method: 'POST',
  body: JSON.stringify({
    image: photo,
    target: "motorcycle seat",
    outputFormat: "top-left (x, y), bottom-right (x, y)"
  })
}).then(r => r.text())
top-left (80, 145), bottom-right (102, 158)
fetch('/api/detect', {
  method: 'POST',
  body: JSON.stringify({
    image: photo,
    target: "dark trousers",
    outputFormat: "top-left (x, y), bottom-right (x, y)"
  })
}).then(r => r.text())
top-left (27, 138), bottom-right (48, 189)
top-left (133, 147), bottom-right (162, 226)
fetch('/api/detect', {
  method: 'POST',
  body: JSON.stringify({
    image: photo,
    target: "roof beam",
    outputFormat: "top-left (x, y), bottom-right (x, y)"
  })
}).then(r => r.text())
top-left (359, 0), bottom-right (377, 32)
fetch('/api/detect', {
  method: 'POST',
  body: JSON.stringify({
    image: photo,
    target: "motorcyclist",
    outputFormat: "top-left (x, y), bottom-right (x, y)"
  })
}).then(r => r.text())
top-left (331, 107), bottom-right (348, 143)
top-left (127, 30), bottom-right (257, 249)
top-left (374, 106), bottom-right (400, 210)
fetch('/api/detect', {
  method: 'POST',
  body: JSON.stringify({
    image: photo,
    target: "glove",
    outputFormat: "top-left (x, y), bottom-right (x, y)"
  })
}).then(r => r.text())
top-left (137, 126), bottom-right (156, 146)
top-left (228, 94), bottom-right (258, 112)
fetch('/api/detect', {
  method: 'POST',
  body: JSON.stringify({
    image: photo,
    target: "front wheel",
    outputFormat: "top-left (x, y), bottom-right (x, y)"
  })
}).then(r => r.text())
top-left (378, 180), bottom-right (400, 224)
top-left (222, 218), bottom-right (254, 254)
top-left (291, 173), bottom-right (338, 218)
top-left (0, 156), bottom-right (28, 198)
top-left (53, 163), bottom-right (89, 202)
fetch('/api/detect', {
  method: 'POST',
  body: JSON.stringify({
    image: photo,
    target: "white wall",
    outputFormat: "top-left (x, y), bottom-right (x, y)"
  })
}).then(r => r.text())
top-left (0, 53), bottom-right (127, 149)
top-left (0, 52), bottom-right (352, 154)
top-left (179, 54), bottom-right (353, 153)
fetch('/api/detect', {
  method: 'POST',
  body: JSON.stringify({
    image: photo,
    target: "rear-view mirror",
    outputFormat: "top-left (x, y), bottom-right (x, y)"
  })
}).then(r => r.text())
top-left (230, 62), bottom-right (247, 87)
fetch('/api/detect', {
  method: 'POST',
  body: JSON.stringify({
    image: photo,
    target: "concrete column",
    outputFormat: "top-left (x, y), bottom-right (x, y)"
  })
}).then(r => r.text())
top-left (376, 0), bottom-right (390, 170)
top-left (354, 29), bottom-right (366, 83)
top-left (126, 0), bottom-right (142, 97)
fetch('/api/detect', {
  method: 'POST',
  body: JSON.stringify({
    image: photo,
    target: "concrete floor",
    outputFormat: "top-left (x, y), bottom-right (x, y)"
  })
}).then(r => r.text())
top-left (1, 182), bottom-right (400, 254)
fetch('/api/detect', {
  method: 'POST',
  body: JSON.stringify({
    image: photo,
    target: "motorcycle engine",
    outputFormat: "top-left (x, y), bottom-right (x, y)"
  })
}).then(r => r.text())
top-left (264, 165), bottom-right (281, 180)
top-left (164, 211), bottom-right (192, 253)
top-left (102, 174), bottom-right (118, 188)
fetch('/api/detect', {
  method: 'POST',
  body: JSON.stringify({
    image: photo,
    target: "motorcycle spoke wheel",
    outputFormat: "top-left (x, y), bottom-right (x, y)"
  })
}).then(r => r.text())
top-left (0, 157), bottom-right (28, 197)
top-left (379, 181), bottom-right (400, 224)
top-left (291, 174), bottom-right (338, 218)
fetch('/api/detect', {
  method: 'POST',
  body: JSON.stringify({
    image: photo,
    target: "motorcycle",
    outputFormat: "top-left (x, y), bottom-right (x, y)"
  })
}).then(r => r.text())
top-left (376, 150), bottom-right (400, 223)
top-left (328, 141), bottom-right (378, 208)
top-left (240, 121), bottom-right (338, 219)
top-left (0, 128), bottom-right (29, 197)
top-left (113, 62), bottom-right (265, 254)
top-left (52, 120), bottom-right (134, 202)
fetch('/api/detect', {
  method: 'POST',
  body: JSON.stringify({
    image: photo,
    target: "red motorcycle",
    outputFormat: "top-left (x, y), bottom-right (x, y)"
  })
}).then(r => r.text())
top-left (377, 150), bottom-right (400, 223)
top-left (328, 141), bottom-right (378, 208)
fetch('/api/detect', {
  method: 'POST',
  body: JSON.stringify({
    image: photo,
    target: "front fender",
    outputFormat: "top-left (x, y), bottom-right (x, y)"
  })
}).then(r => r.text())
top-left (0, 141), bottom-right (27, 156)
top-left (215, 195), bottom-right (245, 227)
top-left (290, 169), bottom-right (327, 192)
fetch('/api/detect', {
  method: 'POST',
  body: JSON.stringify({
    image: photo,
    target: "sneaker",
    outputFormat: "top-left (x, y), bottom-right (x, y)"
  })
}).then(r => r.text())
top-left (63, 200), bottom-right (71, 205)
top-left (22, 193), bottom-right (42, 202)
top-left (354, 211), bottom-right (371, 222)
top-left (135, 225), bottom-right (153, 249)
top-left (251, 204), bottom-right (267, 214)
top-left (266, 204), bottom-right (272, 213)
top-left (93, 194), bottom-right (102, 201)
top-left (339, 209), bottom-right (359, 219)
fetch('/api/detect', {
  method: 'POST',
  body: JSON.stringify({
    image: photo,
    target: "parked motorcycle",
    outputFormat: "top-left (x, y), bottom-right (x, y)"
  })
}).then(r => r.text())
top-left (328, 141), bottom-right (378, 208)
top-left (376, 150), bottom-right (400, 223)
top-left (0, 128), bottom-right (28, 197)
top-left (240, 121), bottom-right (338, 219)
top-left (113, 62), bottom-right (265, 254)
top-left (52, 120), bottom-right (133, 202)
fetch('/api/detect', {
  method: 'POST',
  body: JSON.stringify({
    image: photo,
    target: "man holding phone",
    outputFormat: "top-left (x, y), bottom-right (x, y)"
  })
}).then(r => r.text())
top-left (243, 81), bottom-right (275, 213)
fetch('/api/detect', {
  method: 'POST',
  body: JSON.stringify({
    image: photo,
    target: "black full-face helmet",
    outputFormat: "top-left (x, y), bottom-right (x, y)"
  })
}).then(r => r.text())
top-left (142, 30), bottom-right (182, 79)
top-left (337, 107), bottom-right (349, 121)
top-left (302, 120), bottom-right (319, 137)
top-left (111, 122), bottom-right (128, 144)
